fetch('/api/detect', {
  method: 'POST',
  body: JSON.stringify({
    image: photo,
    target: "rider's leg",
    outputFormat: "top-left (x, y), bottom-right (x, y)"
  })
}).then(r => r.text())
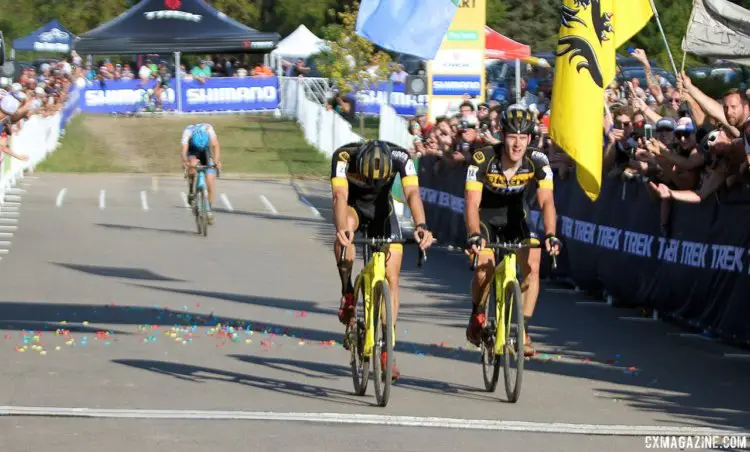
top-left (518, 247), bottom-right (541, 356)
top-left (334, 207), bottom-right (359, 324)
top-left (206, 171), bottom-right (216, 206)
top-left (186, 155), bottom-right (198, 203)
top-left (384, 244), bottom-right (403, 324)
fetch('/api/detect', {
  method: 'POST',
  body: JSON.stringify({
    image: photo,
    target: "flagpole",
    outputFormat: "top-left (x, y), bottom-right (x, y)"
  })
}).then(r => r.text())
top-left (648, 0), bottom-right (679, 75)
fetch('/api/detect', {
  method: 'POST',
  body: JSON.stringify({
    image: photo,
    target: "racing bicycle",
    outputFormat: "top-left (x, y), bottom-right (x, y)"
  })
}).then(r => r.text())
top-left (470, 236), bottom-right (556, 403)
top-left (189, 163), bottom-right (217, 236)
top-left (339, 233), bottom-right (426, 407)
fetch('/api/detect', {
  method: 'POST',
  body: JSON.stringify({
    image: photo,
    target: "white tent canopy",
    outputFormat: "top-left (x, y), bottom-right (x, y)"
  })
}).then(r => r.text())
top-left (271, 24), bottom-right (327, 60)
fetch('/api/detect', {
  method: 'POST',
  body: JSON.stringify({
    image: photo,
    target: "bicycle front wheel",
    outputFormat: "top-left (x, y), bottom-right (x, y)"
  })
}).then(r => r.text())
top-left (481, 279), bottom-right (501, 392)
top-left (349, 275), bottom-right (370, 396)
top-left (198, 188), bottom-right (208, 236)
top-left (503, 279), bottom-right (524, 403)
top-left (372, 280), bottom-right (393, 407)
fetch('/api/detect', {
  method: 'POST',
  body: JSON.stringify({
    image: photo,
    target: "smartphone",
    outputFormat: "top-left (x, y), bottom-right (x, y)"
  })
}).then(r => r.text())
top-left (645, 124), bottom-right (653, 140)
top-left (627, 47), bottom-right (635, 54)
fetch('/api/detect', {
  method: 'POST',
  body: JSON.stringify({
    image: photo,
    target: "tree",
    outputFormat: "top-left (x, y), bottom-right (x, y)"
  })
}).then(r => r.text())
top-left (486, 0), bottom-right (507, 33)
top-left (316, 1), bottom-right (391, 94)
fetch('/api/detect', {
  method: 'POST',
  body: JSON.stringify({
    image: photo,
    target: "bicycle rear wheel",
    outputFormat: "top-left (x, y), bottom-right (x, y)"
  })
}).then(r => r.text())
top-left (198, 188), bottom-right (208, 236)
top-left (481, 279), bottom-right (501, 392)
top-left (193, 186), bottom-right (203, 235)
top-left (372, 280), bottom-right (393, 407)
top-left (348, 276), bottom-right (370, 396)
top-left (503, 279), bottom-right (524, 403)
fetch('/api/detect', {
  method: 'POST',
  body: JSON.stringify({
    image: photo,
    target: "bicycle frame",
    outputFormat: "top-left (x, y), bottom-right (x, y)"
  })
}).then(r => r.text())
top-left (492, 249), bottom-right (518, 355)
top-left (353, 245), bottom-right (388, 358)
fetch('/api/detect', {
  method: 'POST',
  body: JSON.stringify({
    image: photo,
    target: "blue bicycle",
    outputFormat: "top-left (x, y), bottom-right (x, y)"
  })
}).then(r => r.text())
top-left (190, 164), bottom-right (216, 236)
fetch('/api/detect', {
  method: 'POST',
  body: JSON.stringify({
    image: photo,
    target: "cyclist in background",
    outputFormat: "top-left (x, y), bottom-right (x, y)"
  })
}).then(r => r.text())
top-left (331, 140), bottom-right (434, 380)
top-left (181, 123), bottom-right (221, 224)
top-left (464, 105), bottom-right (561, 357)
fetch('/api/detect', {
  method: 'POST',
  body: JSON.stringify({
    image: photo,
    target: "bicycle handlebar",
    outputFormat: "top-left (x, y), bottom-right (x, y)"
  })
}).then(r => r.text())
top-left (338, 236), bottom-right (428, 268)
top-left (193, 163), bottom-right (220, 177)
top-left (469, 241), bottom-right (558, 271)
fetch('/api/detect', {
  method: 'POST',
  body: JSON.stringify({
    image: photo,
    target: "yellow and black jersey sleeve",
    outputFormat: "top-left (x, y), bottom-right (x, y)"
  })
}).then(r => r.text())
top-left (330, 145), bottom-right (357, 188)
top-left (465, 146), bottom-right (491, 192)
top-left (530, 150), bottom-right (554, 191)
top-left (390, 146), bottom-right (419, 188)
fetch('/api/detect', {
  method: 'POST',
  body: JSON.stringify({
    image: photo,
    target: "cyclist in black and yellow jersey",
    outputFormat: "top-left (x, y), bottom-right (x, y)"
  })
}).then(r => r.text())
top-left (331, 140), bottom-right (433, 379)
top-left (464, 105), bottom-right (562, 356)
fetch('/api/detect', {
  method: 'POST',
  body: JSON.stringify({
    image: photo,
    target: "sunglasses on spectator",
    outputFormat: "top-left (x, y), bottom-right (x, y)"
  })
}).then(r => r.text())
top-left (669, 98), bottom-right (680, 104)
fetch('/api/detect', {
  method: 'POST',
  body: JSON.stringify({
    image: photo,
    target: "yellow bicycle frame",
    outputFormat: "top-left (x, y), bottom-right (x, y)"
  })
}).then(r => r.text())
top-left (352, 247), bottom-right (389, 358)
top-left (488, 237), bottom-right (540, 355)
top-left (492, 252), bottom-right (517, 356)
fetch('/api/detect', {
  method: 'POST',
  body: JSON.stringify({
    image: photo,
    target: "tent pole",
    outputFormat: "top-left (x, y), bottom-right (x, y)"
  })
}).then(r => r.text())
top-left (515, 59), bottom-right (521, 104)
top-left (175, 51), bottom-right (183, 113)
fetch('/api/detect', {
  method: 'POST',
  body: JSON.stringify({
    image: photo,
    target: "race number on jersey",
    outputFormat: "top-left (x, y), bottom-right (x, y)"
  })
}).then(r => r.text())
top-left (466, 165), bottom-right (479, 181)
top-left (335, 161), bottom-right (348, 178)
top-left (404, 160), bottom-right (417, 177)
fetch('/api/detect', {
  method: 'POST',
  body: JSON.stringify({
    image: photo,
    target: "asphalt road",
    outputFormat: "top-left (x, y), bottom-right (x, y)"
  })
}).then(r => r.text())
top-left (0, 174), bottom-right (749, 452)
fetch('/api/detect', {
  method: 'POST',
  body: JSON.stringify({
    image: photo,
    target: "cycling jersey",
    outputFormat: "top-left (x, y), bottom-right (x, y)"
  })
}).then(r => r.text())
top-left (182, 123), bottom-right (217, 169)
top-left (330, 142), bottom-right (419, 238)
top-left (466, 145), bottom-right (553, 240)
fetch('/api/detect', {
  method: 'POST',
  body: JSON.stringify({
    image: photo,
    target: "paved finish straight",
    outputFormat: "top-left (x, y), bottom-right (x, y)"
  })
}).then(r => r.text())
top-left (0, 174), bottom-right (749, 451)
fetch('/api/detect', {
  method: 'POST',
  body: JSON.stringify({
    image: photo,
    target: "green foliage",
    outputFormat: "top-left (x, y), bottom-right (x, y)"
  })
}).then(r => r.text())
top-left (315, 1), bottom-right (391, 94)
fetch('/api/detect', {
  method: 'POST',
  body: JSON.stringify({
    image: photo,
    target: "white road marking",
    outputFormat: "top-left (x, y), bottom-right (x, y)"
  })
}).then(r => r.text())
top-left (575, 301), bottom-right (608, 306)
top-left (0, 406), bottom-right (746, 437)
top-left (260, 195), bottom-right (278, 215)
top-left (0, 241), bottom-right (11, 247)
top-left (220, 193), bottom-right (233, 211)
top-left (6, 189), bottom-right (25, 195)
top-left (179, 192), bottom-right (191, 209)
top-left (0, 225), bottom-right (17, 231)
top-left (4, 196), bottom-right (21, 203)
top-left (0, 233), bottom-right (13, 238)
top-left (1, 206), bottom-right (19, 212)
top-left (299, 196), bottom-right (322, 218)
top-left (0, 249), bottom-right (9, 255)
top-left (99, 190), bottom-right (106, 210)
top-left (545, 288), bottom-right (578, 294)
top-left (668, 333), bottom-right (713, 341)
top-left (0, 219), bottom-right (18, 224)
top-left (140, 191), bottom-right (149, 211)
top-left (724, 353), bottom-right (750, 360)
top-left (0, 211), bottom-right (20, 218)
top-left (55, 188), bottom-right (67, 208)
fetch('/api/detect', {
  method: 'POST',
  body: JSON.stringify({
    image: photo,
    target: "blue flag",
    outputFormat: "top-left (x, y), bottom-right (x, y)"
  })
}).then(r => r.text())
top-left (356, 0), bottom-right (458, 60)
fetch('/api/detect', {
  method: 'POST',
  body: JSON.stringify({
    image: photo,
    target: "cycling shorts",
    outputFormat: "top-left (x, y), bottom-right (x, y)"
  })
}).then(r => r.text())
top-left (478, 205), bottom-right (534, 246)
top-left (348, 195), bottom-right (403, 242)
top-left (186, 150), bottom-right (216, 175)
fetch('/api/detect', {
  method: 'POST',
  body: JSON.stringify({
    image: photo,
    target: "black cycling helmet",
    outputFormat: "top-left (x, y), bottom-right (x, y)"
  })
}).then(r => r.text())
top-left (357, 140), bottom-right (394, 185)
top-left (501, 105), bottom-right (536, 135)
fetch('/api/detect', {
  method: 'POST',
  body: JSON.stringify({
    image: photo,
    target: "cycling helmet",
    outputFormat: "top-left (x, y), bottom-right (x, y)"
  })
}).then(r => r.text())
top-left (356, 140), bottom-right (394, 185)
top-left (190, 126), bottom-right (210, 150)
top-left (501, 105), bottom-right (536, 135)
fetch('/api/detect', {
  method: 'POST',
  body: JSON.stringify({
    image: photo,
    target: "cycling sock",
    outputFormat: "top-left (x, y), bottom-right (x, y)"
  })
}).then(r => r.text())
top-left (338, 264), bottom-right (353, 296)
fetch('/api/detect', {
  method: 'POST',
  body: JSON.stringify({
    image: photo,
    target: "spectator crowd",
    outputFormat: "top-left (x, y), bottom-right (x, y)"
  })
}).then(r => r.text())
top-left (400, 48), bottom-right (750, 236)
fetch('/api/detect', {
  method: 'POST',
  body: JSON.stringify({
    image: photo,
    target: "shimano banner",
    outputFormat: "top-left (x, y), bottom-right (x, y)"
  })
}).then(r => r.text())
top-left (416, 157), bottom-right (750, 346)
top-left (182, 77), bottom-right (279, 113)
top-left (79, 78), bottom-right (176, 114)
top-left (356, 82), bottom-right (428, 116)
top-left (77, 77), bottom-right (280, 114)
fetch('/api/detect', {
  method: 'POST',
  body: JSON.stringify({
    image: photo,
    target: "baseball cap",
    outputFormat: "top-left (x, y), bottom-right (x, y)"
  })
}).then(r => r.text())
top-left (675, 116), bottom-right (695, 134)
top-left (0, 93), bottom-right (21, 115)
top-left (655, 117), bottom-right (676, 131)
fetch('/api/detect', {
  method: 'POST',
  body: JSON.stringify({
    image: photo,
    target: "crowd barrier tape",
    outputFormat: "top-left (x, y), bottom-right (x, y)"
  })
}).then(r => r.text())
top-left (77, 77), bottom-right (280, 114)
top-left (416, 156), bottom-right (750, 346)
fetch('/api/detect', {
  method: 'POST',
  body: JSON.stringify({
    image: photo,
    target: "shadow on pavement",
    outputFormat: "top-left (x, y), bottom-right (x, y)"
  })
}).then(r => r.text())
top-left (112, 358), bottom-right (370, 407)
top-left (96, 223), bottom-right (199, 237)
top-left (52, 262), bottom-right (186, 282)
top-left (231, 354), bottom-right (497, 403)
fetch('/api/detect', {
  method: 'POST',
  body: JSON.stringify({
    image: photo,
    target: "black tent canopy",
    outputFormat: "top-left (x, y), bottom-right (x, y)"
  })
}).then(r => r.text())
top-left (74, 0), bottom-right (280, 54)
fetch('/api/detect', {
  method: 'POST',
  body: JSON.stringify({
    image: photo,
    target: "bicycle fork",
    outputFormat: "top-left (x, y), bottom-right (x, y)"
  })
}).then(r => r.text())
top-left (363, 251), bottom-right (393, 357)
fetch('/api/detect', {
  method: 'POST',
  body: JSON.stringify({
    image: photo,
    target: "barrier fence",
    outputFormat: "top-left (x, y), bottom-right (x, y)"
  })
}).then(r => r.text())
top-left (416, 156), bottom-right (750, 346)
top-left (0, 79), bottom-right (80, 203)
